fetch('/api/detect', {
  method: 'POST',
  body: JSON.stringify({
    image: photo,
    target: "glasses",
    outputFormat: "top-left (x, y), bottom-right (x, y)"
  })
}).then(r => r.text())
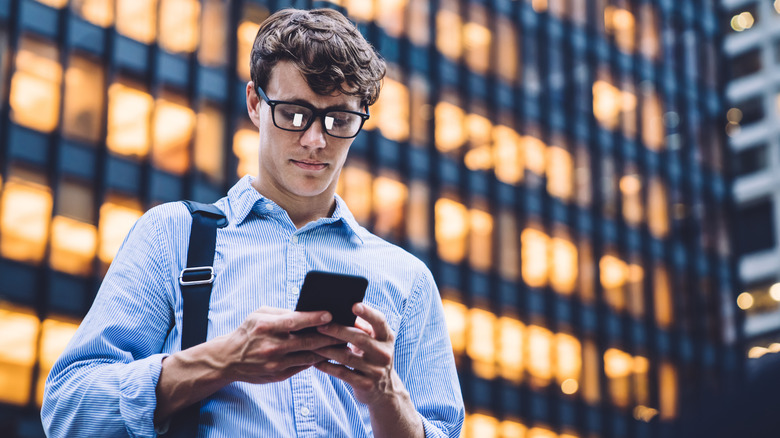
top-left (256, 85), bottom-right (370, 139)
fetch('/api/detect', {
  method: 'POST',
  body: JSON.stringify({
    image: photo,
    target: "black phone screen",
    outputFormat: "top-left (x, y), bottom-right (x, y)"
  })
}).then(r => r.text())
top-left (293, 271), bottom-right (368, 333)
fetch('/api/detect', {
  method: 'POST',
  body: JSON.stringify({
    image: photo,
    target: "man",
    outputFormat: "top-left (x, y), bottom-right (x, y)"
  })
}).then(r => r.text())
top-left (42, 8), bottom-right (464, 438)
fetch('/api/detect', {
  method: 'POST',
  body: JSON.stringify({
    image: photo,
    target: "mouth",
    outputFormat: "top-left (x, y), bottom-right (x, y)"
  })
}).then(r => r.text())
top-left (290, 159), bottom-right (328, 171)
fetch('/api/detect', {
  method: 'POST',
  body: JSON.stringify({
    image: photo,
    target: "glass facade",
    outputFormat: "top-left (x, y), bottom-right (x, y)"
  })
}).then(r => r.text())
top-left (0, 0), bottom-right (738, 436)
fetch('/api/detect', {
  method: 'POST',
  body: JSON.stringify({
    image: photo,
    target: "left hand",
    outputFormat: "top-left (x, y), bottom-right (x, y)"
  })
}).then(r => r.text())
top-left (313, 303), bottom-right (402, 407)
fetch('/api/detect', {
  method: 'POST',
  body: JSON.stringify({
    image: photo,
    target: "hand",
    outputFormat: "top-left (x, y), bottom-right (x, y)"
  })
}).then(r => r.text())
top-left (220, 306), bottom-right (343, 384)
top-left (313, 303), bottom-right (403, 407)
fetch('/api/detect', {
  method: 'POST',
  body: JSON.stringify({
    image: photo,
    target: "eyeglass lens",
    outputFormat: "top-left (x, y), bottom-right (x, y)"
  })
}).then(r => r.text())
top-left (273, 103), bottom-right (363, 137)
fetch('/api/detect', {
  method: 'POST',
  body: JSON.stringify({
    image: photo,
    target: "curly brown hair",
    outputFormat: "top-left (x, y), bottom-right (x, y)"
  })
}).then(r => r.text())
top-left (250, 8), bottom-right (386, 108)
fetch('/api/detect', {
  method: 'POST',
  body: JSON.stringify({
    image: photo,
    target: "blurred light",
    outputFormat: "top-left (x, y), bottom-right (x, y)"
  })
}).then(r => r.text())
top-left (776, 0), bottom-right (780, 13)
top-left (527, 325), bottom-right (553, 385)
top-left (600, 255), bottom-right (628, 289)
top-left (499, 420), bottom-right (527, 438)
top-left (619, 174), bottom-right (642, 195)
top-left (531, 0), bottom-right (547, 13)
top-left (233, 128), bottom-right (259, 178)
top-left (159, 0), bottom-right (200, 53)
top-left (153, 98), bottom-right (195, 175)
top-left (523, 136), bottom-right (547, 175)
top-left (468, 308), bottom-right (497, 379)
top-left (561, 378), bottom-right (579, 395)
top-left (769, 283), bottom-right (780, 301)
top-left (442, 299), bottom-right (467, 356)
top-left (116, 0), bottom-right (157, 43)
top-left (75, 0), bottom-right (114, 27)
top-left (737, 292), bottom-right (754, 310)
top-left (634, 405), bottom-right (659, 422)
top-left (604, 348), bottom-right (633, 379)
top-left (725, 121), bottom-right (741, 137)
top-left (98, 202), bottom-right (142, 264)
top-left (498, 317), bottom-right (524, 383)
top-left (727, 108), bottom-right (743, 123)
top-left (0, 180), bottom-right (53, 263)
top-left (0, 306), bottom-right (39, 406)
top-left (434, 102), bottom-right (466, 152)
top-left (107, 83), bottom-right (153, 157)
top-left (50, 216), bottom-right (98, 276)
top-left (748, 346), bottom-right (768, 359)
top-left (770, 343), bottom-right (780, 353)
top-left (731, 11), bottom-right (755, 31)
top-left (435, 198), bottom-right (468, 264)
top-left (35, 0), bottom-right (67, 7)
top-left (372, 176), bottom-right (408, 237)
top-left (521, 228), bottom-right (549, 288)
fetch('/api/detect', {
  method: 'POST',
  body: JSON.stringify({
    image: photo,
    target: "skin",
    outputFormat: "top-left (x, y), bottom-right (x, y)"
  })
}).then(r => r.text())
top-left (155, 61), bottom-right (423, 437)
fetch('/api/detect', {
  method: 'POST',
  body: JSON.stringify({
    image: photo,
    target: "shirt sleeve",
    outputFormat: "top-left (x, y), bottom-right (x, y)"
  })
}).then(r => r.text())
top-left (394, 266), bottom-right (465, 438)
top-left (41, 207), bottom-right (177, 438)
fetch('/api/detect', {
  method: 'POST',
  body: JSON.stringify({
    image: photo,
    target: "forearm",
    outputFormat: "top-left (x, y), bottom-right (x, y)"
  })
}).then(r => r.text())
top-left (155, 336), bottom-right (233, 423)
top-left (368, 374), bottom-right (425, 438)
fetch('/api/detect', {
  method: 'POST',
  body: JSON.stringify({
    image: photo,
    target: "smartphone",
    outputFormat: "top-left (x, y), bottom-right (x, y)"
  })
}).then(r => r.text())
top-left (292, 271), bottom-right (368, 334)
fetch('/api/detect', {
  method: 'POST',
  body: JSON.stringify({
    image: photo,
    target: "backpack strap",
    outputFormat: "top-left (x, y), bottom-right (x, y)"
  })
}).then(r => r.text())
top-left (166, 200), bottom-right (227, 438)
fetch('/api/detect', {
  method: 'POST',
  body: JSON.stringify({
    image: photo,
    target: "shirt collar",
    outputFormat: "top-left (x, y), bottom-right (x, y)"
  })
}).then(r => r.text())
top-left (226, 175), bottom-right (365, 244)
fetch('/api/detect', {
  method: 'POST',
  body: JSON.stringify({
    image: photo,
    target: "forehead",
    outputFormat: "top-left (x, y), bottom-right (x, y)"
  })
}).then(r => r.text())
top-left (266, 61), bottom-right (361, 110)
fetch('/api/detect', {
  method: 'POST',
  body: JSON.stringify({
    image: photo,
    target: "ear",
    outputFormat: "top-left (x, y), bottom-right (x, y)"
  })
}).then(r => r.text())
top-left (246, 81), bottom-right (262, 128)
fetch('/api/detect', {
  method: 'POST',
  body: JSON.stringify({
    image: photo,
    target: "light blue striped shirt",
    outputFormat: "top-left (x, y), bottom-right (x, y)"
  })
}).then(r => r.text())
top-left (42, 175), bottom-right (464, 437)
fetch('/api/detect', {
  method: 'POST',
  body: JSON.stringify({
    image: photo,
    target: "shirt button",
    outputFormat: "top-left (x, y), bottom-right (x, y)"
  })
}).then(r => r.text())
top-left (265, 204), bottom-right (274, 211)
top-left (300, 407), bottom-right (310, 417)
top-left (290, 235), bottom-right (298, 244)
top-left (288, 286), bottom-right (298, 295)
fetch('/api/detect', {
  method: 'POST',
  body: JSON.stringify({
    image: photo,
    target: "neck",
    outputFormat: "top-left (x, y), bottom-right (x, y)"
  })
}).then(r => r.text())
top-left (251, 177), bottom-right (337, 229)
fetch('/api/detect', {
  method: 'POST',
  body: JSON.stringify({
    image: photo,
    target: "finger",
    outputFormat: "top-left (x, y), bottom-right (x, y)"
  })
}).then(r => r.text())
top-left (314, 361), bottom-right (374, 389)
top-left (353, 303), bottom-right (391, 342)
top-left (276, 311), bottom-right (332, 332)
top-left (254, 306), bottom-right (291, 315)
top-left (354, 317), bottom-right (374, 337)
top-left (275, 351), bottom-right (328, 370)
top-left (288, 332), bottom-right (348, 352)
top-left (315, 346), bottom-right (369, 373)
top-left (316, 326), bottom-right (391, 367)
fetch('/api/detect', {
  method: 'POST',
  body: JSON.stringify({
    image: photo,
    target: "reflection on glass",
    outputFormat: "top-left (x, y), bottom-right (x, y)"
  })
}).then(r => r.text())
top-left (107, 82), bottom-right (153, 158)
top-left (468, 308), bottom-right (496, 379)
top-left (498, 317), bottom-right (524, 383)
top-left (638, 4), bottom-right (661, 60)
top-left (116, 0), bottom-right (158, 44)
top-left (35, 317), bottom-right (79, 406)
top-left (98, 199), bottom-right (143, 264)
top-left (63, 54), bottom-right (105, 144)
top-left (435, 198), bottom-right (468, 264)
top-left (0, 305), bottom-right (38, 406)
top-left (153, 96), bottom-right (195, 175)
top-left (199, 0), bottom-right (228, 66)
top-left (159, 0), bottom-right (200, 54)
top-left (72, 0), bottom-right (114, 27)
top-left (10, 36), bottom-right (61, 133)
top-left (232, 128), bottom-right (259, 179)
top-left (0, 172), bottom-right (52, 264)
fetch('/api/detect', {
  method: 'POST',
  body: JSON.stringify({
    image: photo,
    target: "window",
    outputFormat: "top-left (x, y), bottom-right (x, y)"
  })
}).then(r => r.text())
top-left (619, 78), bottom-right (637, 138)
top-left (337, 0), bottom-right (374, 22)
top-left (441, 298), bottom-right (467, 357)
top-left (365, 70), bottom-right (409, 142)
top-left (604, 4), bottom-right (636, 54)
top-left (464, 3), bottom-right (491, 74)
top-left (237, 4), bottom-right (269, 81)
top-left (194, 103), bottom-right (226, 184)
top-left (107, 80), bottom-right (153, 158)
top-left (549, 229), bottom-right (577, 295)
top-left (620, 171), bottom-right (643, 226)
top-left (604, 348), bottom-right (647, 409)
top-left (0, 304), bottom-right (39, 406)
top-left (627, 256), bottom-right (645, 318)
top-left (498, 316), bottom-right (524, 383)
top-left (435, 95), bottom-right (467, 153)
top-left (730, 48), bottom-right (762, 80)
top-left (464, 413), bottom-right (499, 438)
top-left (659, 361), bottom-right (678, 419)
top-left (498, 210), bottom-right (520, 281)
top-left (372, 174), bottom-right (408, 240)
top-left (601, 156), bottom-right (618, 218)
top-left (409, 74), bottom-right (431, 146)
top-left (464, 111), bottom-right (494, 172)
top-left (521, 227), bottom-right (549, 288)
top-left (736, 198), bottom-right (775, 255)
top-left (0, 167), bottom-right (52, 264)
top-left (63, 54), bottom-right (106, 144)
top-left (494, 16), bottom-right (520, 84)
top-left (493, 123), bottom-right (524, 185)
top-left (574, 145), bottom-right (592, 207)
top-left (406, 181), bottom-right (430, 250)
top-left (159, 0), bottom-right (200, 54)
top-left (469, 207), bottom-right (493, 272)
top-left (546, 145), bottom-right (573, 201)
top-left (641, 86), bottom-right (665, 150)
top-left (98, 196), bottom-right (143, 265)
top-left (406, 0), bottom-right (430, 46)
top-left (592, 75), bottom-right (636, 132)
top-left (638, 4), bottom-right (661, 60)
top-left (71, 0), bottom-right (114, 27)
top-left (116, 0), bottom-right (157, 44)
top-left (35, 0), bottom-right (66, 8)
top-left (468, 308), bottom-right (496, 379)
top-left (436, 0), bottom-right (462, 61)
top-left (9, 36), bottom-right (61, 132)
top-left (152, 94), bottom-right (195, 175)
top-left (647, 177), bottom-right (669, 238)
top-left (50, 180), bottom-right (97, 276)
top-left (735, 95), bottom-right (764, 126)
top-left (556, 333), bottom-right (582, 395)
top-left (435, 198), bottom-right (468, 264)
top-left (199, 0), bottom-right (228, 66)
top-left (578, 239), bottom-right (596, 304)
top-left (376, 0), bottom-right (407, 38)
top-left (338, 163), bottom-right (372, 224)
top-left (601, 253), bottom-right (628, 312)
top-left (527, 325), bottom-right (553, 388)
top-left (735, 144), bottom-right (768, 177)
top-left (523, 135), bottom-right (547, 176)
top-left (35, 317), bottom-right (79, 406)
top-left (232, 125), bottom-right (259, 179)
top-left (582, 339), bottom-right (601, 404)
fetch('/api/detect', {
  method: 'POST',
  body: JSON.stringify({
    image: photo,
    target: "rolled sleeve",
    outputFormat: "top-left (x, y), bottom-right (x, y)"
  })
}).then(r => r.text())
top-left (119, 353), bottom-right (169, 437)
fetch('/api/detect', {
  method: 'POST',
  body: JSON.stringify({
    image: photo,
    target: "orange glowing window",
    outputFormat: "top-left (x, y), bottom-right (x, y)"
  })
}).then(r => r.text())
top-left (647, 177), bottom-right (669, 238)
top-left (620, 173), bottom-right (643, 226)
top-left (464, 4), bottom-right (491, 74)
top-left (376, 0), bottom-right (407, 38)
top-left (50, 216), bottom-right (97, 276)
top-left (546, 146), bottom-right (573, 201)
top-left (435, 100), bottom-right (467, 153)
top-left (406, 181), bottom-right (430, 250)
top-left (436, 0), bottom-right (463, 61)
top-left (493, 125), bottom-right (524, 185)
top-left (409, 74), bottom-right (431, 146)
top-left (469, 208), bottom-right (493, 272)
top-left (232, 127), bottom-right (259, 179)
top-left (549, 234), bottom-right (578, 294)
top-left (407, 0), bottom-right (430, 46)
top-left (601, 253), bottom-right (629, 312)
top-left (528, 426), bottom-right (557, 438)
top-left (578, 239), bottom-right (596, 304)
top-left (442, 299), bottom-right (467, 356)
top-left (468, 308), bottom-right (497, 379)
top-left (159, 0), bottom-right (200, 54)
top-left (498, 316), bottom-right (524, 383)
top-left (0, 304), bottom-right (39, 406)
top-left (654, 265), bottom-right (673, 327)
top-left (498, 211), bottom-right (520, 281)
top-left (523, 136), bottom-right (547, 175)
top-left (604, 6), bottom-right (636, 53)
top-left (495, 16), bottom-right (520, 84)
top-left (63, 54), bottom-right (105, 144)
top-left (152, 96), bottom-right (195, 175)
top-left (435, 198), bottom-right (469, 264)
top-left (9, 36), bottom-right (61, 133)
top-left (194, 104), bottom-right (225, 184)
top-left (521, 228), bottom-right (549, 288)
top-left (107, 82), bottom-right (153, 158)
top-left (199, 0), bottom-right (228, 66)
top-left (464, 113), bottom-right (494, 172)
top-left (464, 413), bottom-right (499, 438)
top-left (604, 348), bottom-right (649, 409)
top-left (526, 325), bottom-right (553, 387)
top-left (593, 79), bottom-right (637, 131)
top-left (98, 199), bottom-right (143, 264)
top-left (555, 333), bottom-right (582, 385)
top-left (338, 164), bottom-right (372, 224)
top-left (71, 0), bottom-right (114, 28)
top-left (35, 0), bottom-right (66, 7)
top-left (373, 175), bottom-right (408, 238)
top-left (0, 172), bottom-right (53, 264)
top-left (368, 75), bottom-right (409, 142)
top-left (641, 89), bottom-right (665, 151)
top-left (500, 420), bottom-right (528, 438)
top-left (638, 4), bottom-right (661, 60)
top-left (659, 361), bottom-right (678, 419)
top-left (236, 5), bottom-right (269, 81)
top-left (35, 317), bottom-right (80, 406)
top-left (116, 0), bottom-right (157, 44)
top-left (582, 339), bottom-right (601, 404)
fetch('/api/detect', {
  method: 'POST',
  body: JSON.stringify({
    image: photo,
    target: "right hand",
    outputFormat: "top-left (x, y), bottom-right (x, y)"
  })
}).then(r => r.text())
top-left (219, 306), bottom-right (342, 384)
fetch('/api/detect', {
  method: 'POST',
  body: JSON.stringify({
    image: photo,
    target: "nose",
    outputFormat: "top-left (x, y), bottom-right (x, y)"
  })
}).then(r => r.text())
top-left (300, 116), bottom-right (327, 149)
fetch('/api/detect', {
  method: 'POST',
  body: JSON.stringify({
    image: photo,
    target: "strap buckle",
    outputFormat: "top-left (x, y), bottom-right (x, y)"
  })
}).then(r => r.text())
top-left (179, 266), bottom-right (215, 286)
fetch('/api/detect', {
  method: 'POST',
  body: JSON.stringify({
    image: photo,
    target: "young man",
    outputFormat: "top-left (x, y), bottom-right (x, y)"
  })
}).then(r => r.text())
top-left (42, 8), bottom-right (463, 437)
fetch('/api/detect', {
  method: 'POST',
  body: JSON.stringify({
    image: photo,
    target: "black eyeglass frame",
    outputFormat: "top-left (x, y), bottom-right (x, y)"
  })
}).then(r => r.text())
top-left (255, 85), bottom-right (370, 139)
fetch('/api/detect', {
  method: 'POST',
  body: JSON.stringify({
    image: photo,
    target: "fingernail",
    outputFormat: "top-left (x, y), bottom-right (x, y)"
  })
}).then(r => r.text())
top-left (355, 303), bottom-right (363, 312)
top-left (321, 313), bottom-right (332, 322)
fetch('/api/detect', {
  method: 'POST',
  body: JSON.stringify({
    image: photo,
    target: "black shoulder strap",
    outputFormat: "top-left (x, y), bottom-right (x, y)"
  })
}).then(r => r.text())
top-left (166, 201), bottom-right (227, 438)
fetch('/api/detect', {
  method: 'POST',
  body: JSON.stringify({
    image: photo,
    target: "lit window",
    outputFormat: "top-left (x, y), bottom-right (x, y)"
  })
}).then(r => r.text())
top-left (199, 0), bottom-right (228, 66)
top-left (159, 0), bottom-right (200, 54)
top-left (409, 74), bottom-right (431, 146)
top-left (604, 6), bottom-right (636, 53)
top-left (152, 96), bottom-right (195, 175)
top-left (9, 36), bottom-right (62, 132)
top-left (521, 227), bottom-right (549, 288)
top-left (641, 89), bottom-right (664, 150)
top-left (600, 254), bottom-right (628, 312)
top-left (468, 308), bottom-right (496, 379)
top-left (375, 0), bottom-right (408, 38)
top-left (116, 0), bottom-right (158, 44)
top-left (0, 305), bottom-right (39, 406)
top-left (435, 198), bottom-right (468, 264)
top-left (523, 135), bottom-right (547, 175)
top-left (528, 426), bottom-right (557, 438)
top-left (530, 0), bottom-right (548, 13)
top-left (465, 413), bottom-right (499, 438)
top-left (338, 165), bottom-right (372, 224)
top-left (236, 5), bottom-right (269, 81)
top-left (592, 78), bottom-right (636, 131)
top-left (368, 74), bottom-right (409, 142)
top-left (498, 211), bottom-right (520, 281)
top-left (730, 11), bottom-right (755, 32)
top-left (194, 103), bottom-right (225, 183)
top-left (98, 199), bottom-right (142, 264)
top-left (406, 0), bottom-right (430, 46)
top-left (0, 171), bottom-right (53, 264)
top-left (633, 355), bottom-right (650, 406)
top-left (495, 16), bottom-right (520, 84)
top-left (659, 361), bottom-right (678, 419)
top-left (35, 0), bottom-right (66, 8)
top-left (654, 265), bottom-right (673, 327)
top-left (546, 146), bottom-right (573, 201)
top-left (498, 317), bottom-right (524, 383)
top-left (626, 260), bottom-right (645, 318)
top-left (620, 173), bottom-right (643, 226)
top-left (464, 4), bottom-right (491, 74)
top-left (647, 177), bottom-right (669, 238)
top-left (600, 156), bottom-right (618, 217)
top-left (464, 113), bottom-right (494, 171)
top-left (549, 233), bottom-right (577, 295)
top-left (604, 348), bottom-right (632, 408)
top-left (500, 420), bottom-right (528, 438)
top-left (555, 333), bottom-right (581, 387)
top-left (638, 4), bottom-right (661, 60)
top-left (50, 180), bottom-right (97, 276)
top-left (107, 82), bottom-right (153, 158)
top-left (373, 175), bottom-right (408, 239)
top-left (547, 0), bottom-right (568, 19)
top-left (578, 239), bottom-right (596, 304)
top-left (35, 317), bottom-right (79, 406)
top-left (71, 0), bottom-right (114, 28)
top-left (527, 325), bottom-right (553, 387)
top-left (232, 127), bottom-right (259, 179)
top-left (333, 0), bottom-right (374, 22)
top-left (469, 208), bottom-right (493, 272)
top-left (406, 181), bottom-right (430, 250)
top-left (442, 298), bottom-right (467, 356)
top-left (582, 339), bottom-right (600, 404)
top-left (574, 146), bottom-right (592, 207)
top-left (435, 100), bottom-right (467, 153)
top-left (436, 0), bottom-right (463, 61)
top-left (63, 54), bottom-right (105, 144)
top-left (619, 79), bottom-right (637, 138)
top-left (493, 125), bottom-right (524, 185)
